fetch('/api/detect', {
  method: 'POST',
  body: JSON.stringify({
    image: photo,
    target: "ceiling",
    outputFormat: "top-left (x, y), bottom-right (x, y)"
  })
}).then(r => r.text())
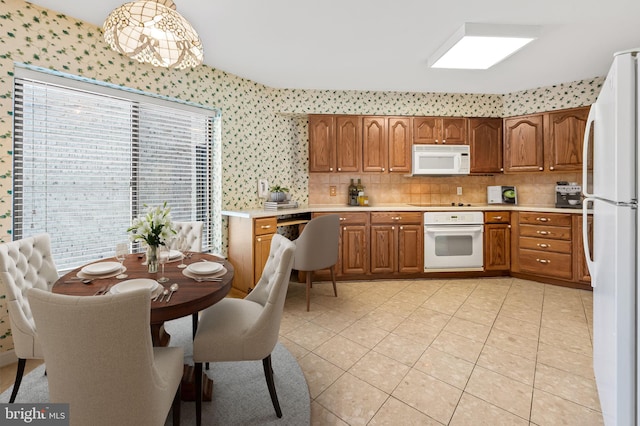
top-left (27, 0), bottom-right (640, 94)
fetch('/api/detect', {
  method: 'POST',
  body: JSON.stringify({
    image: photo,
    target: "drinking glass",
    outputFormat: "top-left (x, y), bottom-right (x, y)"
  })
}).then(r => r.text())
top-left (115, 242), bottom-right (128, 279)
top-left (158, 246), bottom-right (170, 283)
top-left (176, 237), bottom-right (188, 269)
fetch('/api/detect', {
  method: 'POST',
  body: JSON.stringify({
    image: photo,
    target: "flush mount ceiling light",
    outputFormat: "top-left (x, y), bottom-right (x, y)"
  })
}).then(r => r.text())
top-left (103, 0), bottom-right (203, 70)
top-left (428, 23), bottom-right (541, 70)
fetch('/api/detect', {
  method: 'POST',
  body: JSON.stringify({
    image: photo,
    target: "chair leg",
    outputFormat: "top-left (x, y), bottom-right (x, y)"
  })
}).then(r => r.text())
top-left (306, 273), bottom-right (312, 312)
top-left (262, 355), bottom-right (282, 418)
top-left (172, 382), bottom-right (181, 426)
top-left (9, 358), bottom-right (26, 403)
top-left (330, 265), bottom-right (338, 297)
top-left (195, 362), bottom-right (203, 426)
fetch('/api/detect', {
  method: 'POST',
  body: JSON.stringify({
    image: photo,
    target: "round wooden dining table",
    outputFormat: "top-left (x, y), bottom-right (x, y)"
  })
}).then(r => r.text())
top-left (53, 252), bottom-right (233, 346)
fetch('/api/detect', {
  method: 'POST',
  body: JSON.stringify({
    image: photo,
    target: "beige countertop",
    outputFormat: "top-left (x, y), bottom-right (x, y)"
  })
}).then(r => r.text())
top-left (222, 203), bottom-right (586, 219)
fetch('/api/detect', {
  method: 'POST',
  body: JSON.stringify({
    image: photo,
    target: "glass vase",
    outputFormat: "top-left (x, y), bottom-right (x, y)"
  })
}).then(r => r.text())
top-left (147, 245), bottom-right (158, 273)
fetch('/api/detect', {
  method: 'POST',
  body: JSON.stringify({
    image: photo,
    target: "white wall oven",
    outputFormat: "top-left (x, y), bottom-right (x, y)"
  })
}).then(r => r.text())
top-left (424, 211), bottom-right (484, 271)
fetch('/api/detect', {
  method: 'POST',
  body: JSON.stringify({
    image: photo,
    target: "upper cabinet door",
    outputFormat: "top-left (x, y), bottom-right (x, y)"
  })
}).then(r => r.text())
top-left (335, 116), bottom-right (361, 172)
top-left (413, 117), bottom-right (439, 144)
top-left (503, 114), bottom-right (544, 172)
top-left (387, 117), bottom-right (412, 173)
top-left (544, 107), bottom-right (590, 172)
top-left (308, 115), bottom-right (336, 172)
top-left (362, 117), bottom-right (387, 172)
top-left (440, 118), bottom-right (467, 144)
top-left (468, 118), bottom-right (503, 173)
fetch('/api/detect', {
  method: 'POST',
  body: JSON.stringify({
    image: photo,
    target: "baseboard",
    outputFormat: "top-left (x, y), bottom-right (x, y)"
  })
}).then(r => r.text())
top-left (0, 349), bottom-right (17, 367)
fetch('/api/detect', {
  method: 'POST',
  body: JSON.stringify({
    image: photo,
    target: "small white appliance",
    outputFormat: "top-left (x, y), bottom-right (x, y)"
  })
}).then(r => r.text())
top-left (412, 144), bottom-right (470, 175)
top-left (487, 185), bottom-right (517, 204)
top-left (423, 211), bottom-right (484, 271)
top-left (581, 48), bottom-right (639, 426)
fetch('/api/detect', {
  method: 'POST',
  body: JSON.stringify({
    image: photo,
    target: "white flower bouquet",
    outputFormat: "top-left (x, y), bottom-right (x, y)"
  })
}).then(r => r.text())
top-left (127, 202), bottom-right (176, 247)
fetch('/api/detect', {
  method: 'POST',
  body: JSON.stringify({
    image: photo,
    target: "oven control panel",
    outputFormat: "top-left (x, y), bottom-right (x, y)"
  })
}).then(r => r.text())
top-left (424, 211), bottom-right (484, 225)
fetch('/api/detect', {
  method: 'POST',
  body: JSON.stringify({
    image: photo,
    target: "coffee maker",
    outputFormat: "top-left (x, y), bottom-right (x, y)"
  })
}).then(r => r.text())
top-left (555, 181), bottom-right (582, 208)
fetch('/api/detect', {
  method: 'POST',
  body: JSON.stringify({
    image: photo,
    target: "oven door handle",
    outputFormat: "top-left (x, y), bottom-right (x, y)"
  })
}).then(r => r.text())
top-left (425, 225), bottom-right (483, 233)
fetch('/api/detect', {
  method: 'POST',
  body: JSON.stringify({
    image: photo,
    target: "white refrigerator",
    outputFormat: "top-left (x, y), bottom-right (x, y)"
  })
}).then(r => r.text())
top-left (582, 49), bottom-right (639, 426)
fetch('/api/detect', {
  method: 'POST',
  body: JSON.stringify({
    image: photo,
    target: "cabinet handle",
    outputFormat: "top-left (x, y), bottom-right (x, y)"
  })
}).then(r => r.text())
top-left (260, 225), bottom-right (272, 229)
top-left (508, 225), bottom-right (511, 229)
top-left (494, 216), bottom-right (502, 220)
top-left (389, 168), bottom-right (393, 172)
top-left (257, 237), bottom-right (261, 242)
top-left (337, 167), bottom-right (341, 171)
top-left (550, 166), bottom-right (554, 170)
top-left (400, 226), bottom-right (403, 230)
top-left (536, 217), bottom-right (550, 222)
top-left (538, 167), bottom-right (544, 171)
top-left (537, 243), bottom-right (550, 248)
top-left (329, 167), bottom-right (333, 171)
top-left (536, 259), bottom-right (551, 264)
top-left (392, 216), bottom-right (402, 220)
top-left (442, 139), bottom-right (446, 144)
top-left (392, 226), bottom-right (395, 230)
top-left (343, 226), bottom-right (347, 231)
top-left (537, 230), bottom-right (550, 235)
top-left (500, 167), bottom-right (504, 172)
top-left (381, 167), bottom-right (385, 171)
top-left (435, 139), bottom-right (439, 144)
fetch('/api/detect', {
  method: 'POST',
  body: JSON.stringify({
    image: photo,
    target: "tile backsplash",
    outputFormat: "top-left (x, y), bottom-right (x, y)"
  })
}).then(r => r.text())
top-left (309, 172), bottom-right (581, 207)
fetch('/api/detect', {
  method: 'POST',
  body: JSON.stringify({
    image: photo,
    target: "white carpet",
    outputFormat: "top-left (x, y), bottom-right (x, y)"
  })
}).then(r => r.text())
top-left (3, 316), bottom-right (311, 425)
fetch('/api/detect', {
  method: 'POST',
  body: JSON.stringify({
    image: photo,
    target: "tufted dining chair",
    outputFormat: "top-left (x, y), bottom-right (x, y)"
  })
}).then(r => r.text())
top-left (0, 233), bottom-right (58, 403)
top-left (172, 221), bottom-right (204, 252)
top-left (192, 234), bottom-right (296, 426)
top-left (292, 214), bottom-right (340, 311)
top-left (28, 287), bottom-right (184, 426)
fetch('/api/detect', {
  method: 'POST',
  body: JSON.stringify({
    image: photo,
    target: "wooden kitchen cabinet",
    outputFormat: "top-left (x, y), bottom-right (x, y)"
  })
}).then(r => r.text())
top-left (511, 211), bottom-right (573, 281)
top-left (313, 212), bottom-right (369, 277)
top-left (468, 117), bottom-right (503, 173)
top-left (413, 117), bottom-right (467, 144)
top-left (362, 116), bottom-right (412, 173)
top-left (308, 114), bottom-right (361, 172)
top-left (573, 214), bottom-right (593, 284)
top-left (370, 212), bottom-right (423, 274)
top-left (484, 211), bottom-right (510, 271)
top-left (503, 106), bottom-right (590, 173)
top-left (228, 216), bottom-right (277, 293)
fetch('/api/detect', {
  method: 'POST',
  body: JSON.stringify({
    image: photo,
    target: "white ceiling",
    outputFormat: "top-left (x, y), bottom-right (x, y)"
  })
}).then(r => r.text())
top-left (27, 0), bottom-right (640, 94)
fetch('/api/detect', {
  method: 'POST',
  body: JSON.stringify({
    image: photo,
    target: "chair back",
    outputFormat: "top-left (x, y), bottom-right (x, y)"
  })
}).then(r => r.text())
top-left (28, 288), bottom-right (178, 426)
top-left (172, 221), bottom-right (204, 252)
top-left (0, 233), bottom-right (58, 358)
top-left (244, 234), bottom-right (296, 353)
top-left (292, 214), bottom-right (340, 272)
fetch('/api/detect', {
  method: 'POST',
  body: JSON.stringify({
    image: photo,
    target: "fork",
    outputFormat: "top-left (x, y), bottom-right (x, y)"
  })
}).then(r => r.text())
top-left (102, 285), bottom-right (113, 295)
top-left (193, 277), bottom-right (222, 282)
top-left (93, 286), bottom-right (106, 295)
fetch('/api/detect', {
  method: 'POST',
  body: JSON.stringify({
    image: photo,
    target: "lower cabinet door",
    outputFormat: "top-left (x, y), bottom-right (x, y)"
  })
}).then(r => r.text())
top-left (370, 225), bottom-right (395, 274)
top-left (254, 233), bottom-right (273, 285)
top-left (398, 224), bottom-right (423, 274)
top-left (342, 225), bottom-right (368, 275)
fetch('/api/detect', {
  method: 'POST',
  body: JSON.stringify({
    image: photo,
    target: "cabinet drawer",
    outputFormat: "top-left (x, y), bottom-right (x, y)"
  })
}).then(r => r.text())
top-left (254, 217), bottom-right (277, 236)
top-left (519, 236), bottom-right (571, 254)
top-left (519, 224), bottom-right (571, 240)
top-left (314, 212), bottom-right (369, 225)
top-left (371, 212), bottom-right (422, 224)
top-left (518, 248), bottom-right (572, 280)
top-left (484, 211), bottom-right (510, 224)
top-left (519, 212), bottom-right (572, 227)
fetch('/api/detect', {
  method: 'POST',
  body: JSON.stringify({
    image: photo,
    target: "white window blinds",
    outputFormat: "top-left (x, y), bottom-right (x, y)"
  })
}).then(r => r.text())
top-left (13, 70), bottom-right (216, 271)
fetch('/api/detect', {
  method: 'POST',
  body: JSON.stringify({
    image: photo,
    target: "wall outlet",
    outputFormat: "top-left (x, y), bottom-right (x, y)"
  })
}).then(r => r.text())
top-left (329, 185), bottom-right (337, 196)
top-left (457, 186), bottom-right (463, 195)
top-left (258, 179), bottom-right (269, 198)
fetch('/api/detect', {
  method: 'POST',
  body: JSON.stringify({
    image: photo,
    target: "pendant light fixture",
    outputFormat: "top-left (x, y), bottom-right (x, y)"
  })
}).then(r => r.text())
top-left (103, 0), bottom-right (203, 70)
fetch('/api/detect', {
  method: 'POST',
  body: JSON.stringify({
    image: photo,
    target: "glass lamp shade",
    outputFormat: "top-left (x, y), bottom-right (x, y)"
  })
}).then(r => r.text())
top-left (103, 0), bottom-right (204, 69)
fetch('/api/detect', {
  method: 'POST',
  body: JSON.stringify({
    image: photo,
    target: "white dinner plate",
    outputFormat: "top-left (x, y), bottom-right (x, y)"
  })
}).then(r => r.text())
top-left (186, 261), bottom-right (224, 275)
top-left (182, 266), bottom-right (227, 280)
top-left (110, 279), bottom-right (159, 294)
top-left (81, 261), bottom-right (122, 275)
top-left (169, 250), bottom-right (182, 260)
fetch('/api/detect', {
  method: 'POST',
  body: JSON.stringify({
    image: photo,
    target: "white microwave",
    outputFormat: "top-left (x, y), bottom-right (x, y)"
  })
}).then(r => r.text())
top-left (412, 144), bottom-right (470, 175)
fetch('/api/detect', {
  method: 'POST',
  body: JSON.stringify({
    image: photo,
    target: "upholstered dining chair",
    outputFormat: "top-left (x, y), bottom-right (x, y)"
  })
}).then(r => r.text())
top-left (0, 233), bottom-right (58, 403)
top-left (292, 214), bottom-right (340, 311)
top-left (172, 221), bottom-right (204, 252)
top-left (28, 287), bottom-right (184, 426)
top-left (193, 234), bottom-right (296, 426)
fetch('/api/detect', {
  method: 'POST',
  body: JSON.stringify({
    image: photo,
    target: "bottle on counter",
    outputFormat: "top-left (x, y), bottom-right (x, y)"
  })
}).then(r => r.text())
top-left (356, 179), bottom-right (365, 206)
top-left (348, 179), bottom-right (358, 206)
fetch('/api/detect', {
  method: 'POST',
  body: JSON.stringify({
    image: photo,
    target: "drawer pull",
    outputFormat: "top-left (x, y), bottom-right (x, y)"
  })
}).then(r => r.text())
top-left (536, 258), bottom-right (551, 264)
top-left (537, 243), bottom-right (550, 248)
top-left (393, 216), bottom-right (402, 220)
top-left (339, 217), bottom-right (346, 221)
top-left (260, 225), bottom-right (272, 229)
top-left (493, 216), bottom-right (502, 220)
top-left (536, 230), bottom-right (550, 235)
top-left (536, 217), bottom-right (550, 222)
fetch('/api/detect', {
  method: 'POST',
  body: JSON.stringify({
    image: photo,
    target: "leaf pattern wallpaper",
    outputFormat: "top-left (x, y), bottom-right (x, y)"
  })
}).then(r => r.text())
top-left (0, 0), bottom-right (602, 353)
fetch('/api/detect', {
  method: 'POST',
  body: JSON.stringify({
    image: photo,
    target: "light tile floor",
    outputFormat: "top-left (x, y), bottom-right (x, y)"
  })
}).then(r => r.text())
top-left (279, 277), bottom-right (603, 426)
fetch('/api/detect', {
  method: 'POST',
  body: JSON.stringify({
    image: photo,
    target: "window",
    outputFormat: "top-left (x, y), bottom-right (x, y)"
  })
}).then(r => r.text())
top-left (12, 67), bottom-right (220, 271)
